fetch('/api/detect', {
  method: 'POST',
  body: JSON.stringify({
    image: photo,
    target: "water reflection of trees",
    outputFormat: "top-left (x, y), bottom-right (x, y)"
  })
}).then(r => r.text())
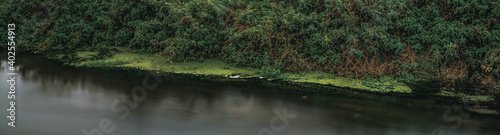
top-left (12, 55), bottom-right (143, 95)
top-left (138, 83), bottom-right (257, 121)
top-left (4, 55), bottom-right (259, 123)
top-left (2, 54), bottom-right (498, 134)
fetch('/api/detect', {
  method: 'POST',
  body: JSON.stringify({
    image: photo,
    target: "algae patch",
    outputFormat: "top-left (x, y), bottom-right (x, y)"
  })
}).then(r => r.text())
top-left (290, 71), bottom-right (412, 93)
top-left (71, 47), bottom-right (413, 94)
top-left (85, 47), bottom-right (261, 78)
top-left (70, 60), bottom-right (129, 67)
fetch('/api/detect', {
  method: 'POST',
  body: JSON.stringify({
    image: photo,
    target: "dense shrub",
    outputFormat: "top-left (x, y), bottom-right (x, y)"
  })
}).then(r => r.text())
top-left (1, 0), bottom-right (499, 86)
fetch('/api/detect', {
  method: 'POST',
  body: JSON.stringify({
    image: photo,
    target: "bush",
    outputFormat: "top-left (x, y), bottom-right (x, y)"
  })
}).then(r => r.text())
top-left (260, 66), bottom-right (281, 79)
top-left (397, 71), bottom-right (415, 83)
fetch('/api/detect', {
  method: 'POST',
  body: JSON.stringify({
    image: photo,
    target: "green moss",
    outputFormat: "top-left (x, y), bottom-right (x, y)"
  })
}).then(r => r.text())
top-left (290, 71), bottom-right (412, 93)
top-left (73, 48), bottom-right (413, 94)
top-left (90, 50), bottom-right (260, 78)
top-left (71, 60), bottom-right (128, 67)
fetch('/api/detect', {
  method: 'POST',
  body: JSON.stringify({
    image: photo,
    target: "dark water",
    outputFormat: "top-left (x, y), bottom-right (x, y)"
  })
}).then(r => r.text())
top-left (0, 52), bottom-right (499, 135)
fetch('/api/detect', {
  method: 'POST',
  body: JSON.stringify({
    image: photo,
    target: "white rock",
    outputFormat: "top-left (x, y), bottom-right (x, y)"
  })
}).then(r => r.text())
top-left (230, 75), bottom-right (241, 78)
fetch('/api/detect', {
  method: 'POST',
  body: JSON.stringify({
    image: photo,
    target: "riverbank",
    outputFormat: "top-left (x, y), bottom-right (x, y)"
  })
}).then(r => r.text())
top-left (3, 0), bottom-right (499, 100)
top-left (69, 46), bottom-right (412, 93)
top-left (2, 0), bottom-right (498, 116)
top-left (59, 47), bottom-right (498, 108)
top-left (2, 46), bottom-right (498, 115)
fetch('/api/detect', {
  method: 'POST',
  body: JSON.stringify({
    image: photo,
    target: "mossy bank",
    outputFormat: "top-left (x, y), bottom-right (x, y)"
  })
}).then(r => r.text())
top-left (55, 47), bottom-right (497, 110)
top-left (69, 46), bottom-right (412, 93)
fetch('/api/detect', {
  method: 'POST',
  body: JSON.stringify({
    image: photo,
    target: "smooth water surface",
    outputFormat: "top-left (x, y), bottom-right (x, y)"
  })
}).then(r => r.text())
top-left (0, 53), bottom-right (499, 135)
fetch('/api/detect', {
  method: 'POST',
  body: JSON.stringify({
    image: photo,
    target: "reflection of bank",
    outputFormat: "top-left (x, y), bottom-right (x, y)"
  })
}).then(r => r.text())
top-left (84, 71), bottom-right (168, 135)
top-left (432, 91), bottom-right (499, 135)
top-left (0, 54), bottom-right (146, 110)
top-left (147, 85), bottom-right (257, 121)
top-left (1, 52), bottom-right (499, 135)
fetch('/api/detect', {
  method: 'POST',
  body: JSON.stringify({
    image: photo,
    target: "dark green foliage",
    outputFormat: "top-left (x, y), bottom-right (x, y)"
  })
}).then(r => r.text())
top-left (397, 71), bottom-right (416, 83)
top-left (1, 0), bottom-right (499, 85)
top-left (260, 61), bottom-right (282, 78)
top-left (260, 66), bottom-right (282, 79)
